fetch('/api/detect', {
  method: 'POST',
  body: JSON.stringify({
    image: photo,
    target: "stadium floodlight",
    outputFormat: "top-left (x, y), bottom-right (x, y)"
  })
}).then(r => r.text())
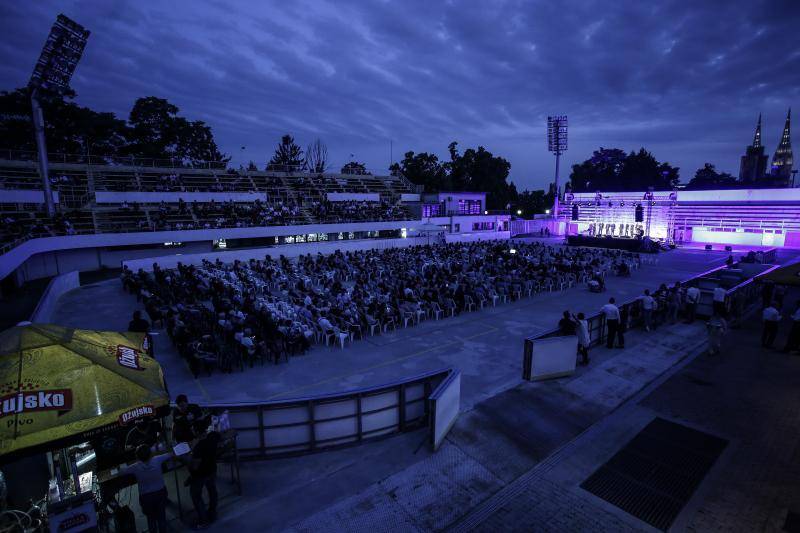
top-left (28, 14), bottom-right (91, 217)
top-left (547, 115), bottom-right (568, 219)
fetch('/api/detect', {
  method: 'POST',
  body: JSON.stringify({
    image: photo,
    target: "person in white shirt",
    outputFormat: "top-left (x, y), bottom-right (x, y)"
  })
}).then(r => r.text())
top-left (712, 286), bottom-right (727, 317)
top-left (685, 285), bottom-right (701, 323)
top-left (761, 303), bottom-right (781, 348)
top-left (639, 289), bottom-right (655, 331)
top-left (601, 297), bottom-right (621, 349)
top-left (574, 312), bottom-right (590, 365)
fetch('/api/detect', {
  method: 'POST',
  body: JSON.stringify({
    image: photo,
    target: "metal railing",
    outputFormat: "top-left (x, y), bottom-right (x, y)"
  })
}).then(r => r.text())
top-left (200, 368), bottom-right (454, 459)
top-left (521, 260), bottom-right (746, 380)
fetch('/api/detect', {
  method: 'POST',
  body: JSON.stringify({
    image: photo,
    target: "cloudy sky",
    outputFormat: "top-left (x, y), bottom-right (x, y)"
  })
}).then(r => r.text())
top-left (1, 0), bottom-right (798, 190)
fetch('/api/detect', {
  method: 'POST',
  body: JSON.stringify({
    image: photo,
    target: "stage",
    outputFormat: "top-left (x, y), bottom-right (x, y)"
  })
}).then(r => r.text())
top-left (566, 234), bottom-right (663, 253)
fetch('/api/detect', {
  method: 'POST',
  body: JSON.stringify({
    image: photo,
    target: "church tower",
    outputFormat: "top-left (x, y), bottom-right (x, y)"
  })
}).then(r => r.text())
top-left (739, 114), bottom-right (768, 183)
top-left (770, 108), bottom-right (793, 182)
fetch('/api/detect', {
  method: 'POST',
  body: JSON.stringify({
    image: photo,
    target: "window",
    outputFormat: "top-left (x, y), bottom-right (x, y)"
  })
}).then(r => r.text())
top-left (458, 199), bottom-right (482, 215)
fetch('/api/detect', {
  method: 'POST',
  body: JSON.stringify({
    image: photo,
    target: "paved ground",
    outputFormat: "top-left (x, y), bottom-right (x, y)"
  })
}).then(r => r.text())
top-left (48, 244), bottom-right (800, 532)
top-left (52, 244), bottom-right (730, 410)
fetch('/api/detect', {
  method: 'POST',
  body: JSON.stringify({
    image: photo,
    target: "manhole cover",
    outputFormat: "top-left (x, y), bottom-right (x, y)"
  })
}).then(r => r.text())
top-left (580, 417), bottom-right (727, 531)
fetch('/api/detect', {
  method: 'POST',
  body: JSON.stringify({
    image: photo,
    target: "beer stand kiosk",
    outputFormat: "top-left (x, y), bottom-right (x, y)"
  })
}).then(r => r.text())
top-left (0, 324), bottom-right (171, 532)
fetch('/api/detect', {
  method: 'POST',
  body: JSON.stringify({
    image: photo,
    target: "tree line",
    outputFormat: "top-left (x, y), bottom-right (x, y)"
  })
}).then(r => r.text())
top-left (0, 87), bottom-right (757, 214)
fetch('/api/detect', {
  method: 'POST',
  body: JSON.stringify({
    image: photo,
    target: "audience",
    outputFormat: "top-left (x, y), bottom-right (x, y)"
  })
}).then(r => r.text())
top-left (121, 242), bottom-right (639, 375)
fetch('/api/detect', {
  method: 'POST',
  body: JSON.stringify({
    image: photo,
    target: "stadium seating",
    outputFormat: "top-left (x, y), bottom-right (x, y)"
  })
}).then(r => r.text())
top-left (0, 159), bottom-right (417, 253)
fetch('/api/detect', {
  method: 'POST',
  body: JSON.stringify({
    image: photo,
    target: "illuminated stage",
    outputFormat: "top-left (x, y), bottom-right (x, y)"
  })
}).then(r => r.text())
top-left (560, 188), bottom-right (800, 248)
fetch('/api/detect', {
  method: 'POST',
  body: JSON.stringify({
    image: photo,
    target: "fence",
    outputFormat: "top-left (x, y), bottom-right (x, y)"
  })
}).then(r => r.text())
top-left (201, 368), bottom-right (457, 459)
top-left (521, 260), bottom-right (764, 380)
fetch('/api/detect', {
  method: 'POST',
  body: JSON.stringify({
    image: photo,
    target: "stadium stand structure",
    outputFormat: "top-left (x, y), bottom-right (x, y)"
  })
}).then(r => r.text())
top-left (0, 158), bottom-right (419, 254)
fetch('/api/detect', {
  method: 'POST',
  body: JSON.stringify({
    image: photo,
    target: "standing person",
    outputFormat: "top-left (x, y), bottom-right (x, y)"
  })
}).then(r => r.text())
top-left (128, 310), bottom-right (150, 333)
top-left (761, 302), bottom-right (781, 348)
top-left (712, 286), bottom-right (727, 317)
top-left (601, 298), bottom-right (620, 349)
top-left (706, 313), bottom-right (728, 355)
top-left (189, 423), bottom-right (221, 529)
top-left (667, 286), bottom-right (681, 324)
top-left (685, 285), bottom-right (701, 323)
top-left (558, 311), bottom-right (576, 336)
top-left (172, 394), bottom-right (204, 444)
top-left (617, 304), bottom-right (628, 348)
top-left (783, 300), bottom-right (800, 353)
top-left (574, 312), bottom-right (590, 365)
top-left (120, 445), bottom-right (173, 533)
top-left (639, 290), bottom-right (655, 331)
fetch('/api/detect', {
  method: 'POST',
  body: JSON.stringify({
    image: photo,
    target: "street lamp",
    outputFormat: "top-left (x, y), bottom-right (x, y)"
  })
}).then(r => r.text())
top-left (516, 209), bottom-right (522, 216)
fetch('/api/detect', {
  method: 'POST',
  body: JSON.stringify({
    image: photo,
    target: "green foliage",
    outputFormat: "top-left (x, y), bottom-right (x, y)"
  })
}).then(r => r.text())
top-left (0, 88), bottom-right (229, 165)
top-left (685, 163), bottom-right (738, 190)
top-left (268, 134), bottom-right (305, 171)
top-left (391, 142), bottom-right (516, 209)
top-left (568, 147), bottom-right (680, 192)
top-left (341, 161), bottom-right (370, 175)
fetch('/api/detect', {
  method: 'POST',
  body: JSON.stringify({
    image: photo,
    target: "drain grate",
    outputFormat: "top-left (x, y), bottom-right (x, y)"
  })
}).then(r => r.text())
top-left (580, 417), bottom-right (727, 531)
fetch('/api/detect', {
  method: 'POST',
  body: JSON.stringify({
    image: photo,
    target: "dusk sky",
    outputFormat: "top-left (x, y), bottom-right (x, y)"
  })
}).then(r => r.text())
top-left (1, 0), bottom-right (798, 190)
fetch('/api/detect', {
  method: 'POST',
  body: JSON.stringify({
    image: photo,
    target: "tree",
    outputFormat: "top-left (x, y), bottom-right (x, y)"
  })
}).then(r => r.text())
top-left (445, 142), bottom-right (513, 209)
top-left (268, 134), bottom-right (305, 171)
top-left (341, 161), bottom-right (370, 175)
top-left (306, 138), bottom-right (328, 173)
top-left (516, 189), bottom-right (554, 215)
top-left (568, 147), bottom-right (679, 192)
top-left (686, 163), bottom-right (738, 190)
top-left (0, 88), bottom-right (129, 159)
top-left (125, 96), bottom-right (228, 165)
top-left (390, 151), bottom-right (447, 191)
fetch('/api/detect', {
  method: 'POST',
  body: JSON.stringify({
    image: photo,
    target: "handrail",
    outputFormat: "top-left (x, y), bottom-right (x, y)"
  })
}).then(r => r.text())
top-left (521, 259), bottom-right (745, 380)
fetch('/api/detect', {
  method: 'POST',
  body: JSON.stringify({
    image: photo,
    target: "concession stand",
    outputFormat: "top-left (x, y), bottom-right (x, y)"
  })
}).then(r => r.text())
top-left (0, 323), bottom-right (170, 532)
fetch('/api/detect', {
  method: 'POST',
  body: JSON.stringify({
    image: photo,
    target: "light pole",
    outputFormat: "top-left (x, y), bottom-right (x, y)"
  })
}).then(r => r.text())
top-left (547, 115), bottom-right (568, 220)
top-left (27, 14), bottom-right (90, 217)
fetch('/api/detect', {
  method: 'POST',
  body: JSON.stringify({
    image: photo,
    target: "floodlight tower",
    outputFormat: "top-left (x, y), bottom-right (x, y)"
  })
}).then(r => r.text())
top-left (28, 14), bottom-right (90, 217)
top-left (547, 115), bottom-right (568, 219)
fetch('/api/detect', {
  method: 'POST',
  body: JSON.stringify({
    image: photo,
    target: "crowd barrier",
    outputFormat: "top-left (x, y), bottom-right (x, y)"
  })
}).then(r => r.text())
top-left (202, 368), bottom-right (459, 459)
top-left (522, 258), bottom-right (773, 381)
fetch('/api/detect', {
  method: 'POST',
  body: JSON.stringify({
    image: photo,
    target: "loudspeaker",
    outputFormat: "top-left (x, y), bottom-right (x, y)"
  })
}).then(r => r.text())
top-left (724, 245), bottom-right (732, 252)
top-left (571, 204), bottom-right (579, 221)
top-left (634, 204), bottom-right (644, 222)
top-left (705, 244), bottom-right (713, 250)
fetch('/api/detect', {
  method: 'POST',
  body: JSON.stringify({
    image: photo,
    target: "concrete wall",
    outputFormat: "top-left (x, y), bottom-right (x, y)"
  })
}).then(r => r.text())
top-left (29, 270), bottom-right (79, 323)
top-left (0, 189), bottom-right (59, 204)
top-left (94, 191), bottom-right (268, 204)
top-left (326, 193), bottom-right (380, 202)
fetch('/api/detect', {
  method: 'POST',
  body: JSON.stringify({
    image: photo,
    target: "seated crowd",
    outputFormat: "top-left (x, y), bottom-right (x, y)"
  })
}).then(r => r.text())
top-left (121, 241), bottom-right (640, 375)
top-left (310, 200), bottom-right (410, 223)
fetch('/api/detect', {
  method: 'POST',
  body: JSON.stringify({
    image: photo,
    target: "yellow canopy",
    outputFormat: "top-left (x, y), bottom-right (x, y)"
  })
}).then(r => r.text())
top-left (0, 324), bottom-right (168, 459)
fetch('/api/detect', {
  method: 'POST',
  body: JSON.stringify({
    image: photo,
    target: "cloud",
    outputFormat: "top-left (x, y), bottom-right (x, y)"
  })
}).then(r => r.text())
top-left (0, 0), bottom-right (798, 189)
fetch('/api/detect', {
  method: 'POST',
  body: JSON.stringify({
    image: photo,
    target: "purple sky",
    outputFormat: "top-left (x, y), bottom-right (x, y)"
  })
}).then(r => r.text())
top-left (1, 1), bottom-right (798, 190)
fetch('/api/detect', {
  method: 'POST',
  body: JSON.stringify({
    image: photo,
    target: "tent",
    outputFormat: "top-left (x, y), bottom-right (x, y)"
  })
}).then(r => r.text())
top-left (0, 324), bottom-right (168, 460)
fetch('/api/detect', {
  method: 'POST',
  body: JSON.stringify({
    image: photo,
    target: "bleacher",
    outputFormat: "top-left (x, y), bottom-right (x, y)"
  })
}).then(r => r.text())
top-left (0, 159), bottom-right (418, 253)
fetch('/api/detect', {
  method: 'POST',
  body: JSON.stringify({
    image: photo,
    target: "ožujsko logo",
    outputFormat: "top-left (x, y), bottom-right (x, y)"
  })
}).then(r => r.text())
top-left (0, 389), bottom-right (73, 418)
top-left (119, 405), bottom-right (155, 425)
top-left (115, 345), bottom-right (145, 371)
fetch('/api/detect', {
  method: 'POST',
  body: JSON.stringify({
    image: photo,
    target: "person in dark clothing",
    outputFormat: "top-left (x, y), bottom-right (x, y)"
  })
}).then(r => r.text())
top-left (558, 311), bottom-right (576, 336)
top-left (125, 419), bottom-right (161, 452)
top-left (172, 394), bottom-right (204, 444)
top-left (189, 423), bottom-right (221, 528)
top-left (617, 304), bottom-right (628, 348)
top-left (128, 310), bottom-right (150, 333)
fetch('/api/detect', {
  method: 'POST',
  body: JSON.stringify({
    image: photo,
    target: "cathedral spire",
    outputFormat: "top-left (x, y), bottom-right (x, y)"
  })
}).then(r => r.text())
top-left (753, 113), bottom-right (762, 148)
top-left (770, 108), bottom-right (793, 180)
